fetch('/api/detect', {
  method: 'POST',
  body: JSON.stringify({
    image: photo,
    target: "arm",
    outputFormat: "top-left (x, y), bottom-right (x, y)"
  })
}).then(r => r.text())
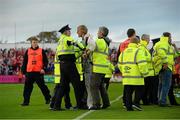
top-left (136, 49), bottom-right (149, 77)
top-left (172, 43), bottom-right (180, 58)
top-left (42, 49), bottom-right (48, 72)
top-left (120, 42), bottom-right (125, 53)
top-left (21, 50), bottom-right (28, 74)
top-left (117, 45), bottom-right (121, 58)
top-left (157, 47), bottom-right (168, 69)
top-left (83, 35), bottom-right (96, 58)
top-left (87, 35), bottom-right (96, 51)
top-left (118, 52), bottom-right (123, 73)
top-left (67, 40), bottom-right (85, 51)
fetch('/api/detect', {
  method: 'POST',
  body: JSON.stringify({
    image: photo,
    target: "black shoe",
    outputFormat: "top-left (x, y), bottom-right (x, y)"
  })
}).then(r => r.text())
top-left (46, 99), bottom-right (50, 104)
top-left (159, 104), bottom-right (172, 107)
top-left (101, 104), bottom-right (110, 109)
top-left (170, 103), bottom-right (179, 106)
top-left (74, 105), bottom-right (88, 110)
top-left (127, 108), bottom-right (134, 111)
top-left (49, 106), bottom-right (53, 110)
top-left (51, 108), bottom-right (65, 111)
top-left (89, 106), bottom-right (99, 110)
top-left (143, 103), bottom-right (150, 105)
top-left (79, 105), bottom-right (88, 110)
top-left (21, 103), bottom-right (29, 106)
top-left (65, 106), bottom-right (75, 110)
top-left (173, 103), bottom-right (180, 106)
top-left (132, 104), bottom-right (142, 111)
top-left (65, 105), bottom-right (73, 109)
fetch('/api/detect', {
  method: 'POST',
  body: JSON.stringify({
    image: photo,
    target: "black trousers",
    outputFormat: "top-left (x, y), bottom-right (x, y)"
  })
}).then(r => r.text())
top-left (124, 85), bottom-right (143, 109)
top-left (53, 62), bottom-right (82, 109)
top-left (100, 77), bottom-right (110, 106)
top-left (50, 83), bottom-right (72, 108)
top-left (23, 72), bottom-right (51, 104)
top-left (142, 76), bottom-right (154, 105)
top-left (168, 75), bottom-right (178, 105)
top-left (79, 79), bottom-right (87, 107)
top-left (104, 78), bottom-right (110, 90)
top-left (151, 75), bottom-right (159, 104)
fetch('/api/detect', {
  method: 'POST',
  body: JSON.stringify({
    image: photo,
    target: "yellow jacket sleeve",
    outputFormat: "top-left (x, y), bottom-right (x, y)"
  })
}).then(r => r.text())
top-left (118, 53), bottom-right (123, 72)
top-left (136, 49), bottom-right (149, 77)
top-left (157, 47), bottom-right (168, 64)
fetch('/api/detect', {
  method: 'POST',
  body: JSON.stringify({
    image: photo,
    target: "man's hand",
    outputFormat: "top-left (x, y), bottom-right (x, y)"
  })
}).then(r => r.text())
top-left (163, 63), bottom-right (168, 70)
top-left (171, 43), bottom-right (176, 47)
top-left (40, 69), bottom-right (45, 74)
top-left (82, 53), bottom-right (87, 59)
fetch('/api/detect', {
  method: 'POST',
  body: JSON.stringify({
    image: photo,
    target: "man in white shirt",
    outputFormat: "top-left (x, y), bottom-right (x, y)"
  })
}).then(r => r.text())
top-left (77, 25), bottom-right (95, 109)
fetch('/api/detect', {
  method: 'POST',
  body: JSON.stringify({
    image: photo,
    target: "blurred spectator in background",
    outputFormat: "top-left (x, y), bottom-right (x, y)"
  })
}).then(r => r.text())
top-left (0, 48), bottom-right (55, 75)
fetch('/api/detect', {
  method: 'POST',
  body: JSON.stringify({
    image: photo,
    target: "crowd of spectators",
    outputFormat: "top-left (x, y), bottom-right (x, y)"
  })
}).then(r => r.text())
top-left (1, 47), bottom-right (179, 85)
top-left (0, 48), bottom-right (55, 75)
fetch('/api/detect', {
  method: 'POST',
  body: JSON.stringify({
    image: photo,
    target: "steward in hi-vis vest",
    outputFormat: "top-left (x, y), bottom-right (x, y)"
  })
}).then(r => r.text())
top-left (153, 32), bottom-right (180, 106)
top-left (138, 34), bottom-right (155, 105)
top-left (90, 26), bottom-right (111, 110)
top-left (118, 37), bottom-right (148, 111)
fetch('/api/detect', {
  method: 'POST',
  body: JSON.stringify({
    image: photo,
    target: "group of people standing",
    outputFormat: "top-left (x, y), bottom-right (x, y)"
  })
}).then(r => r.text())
top-left (50, 25), bottom-right (112, 110)
top-left (118, 29), bottom-right (179, 111)
top-left (20, 25), bottom-right (179, 112)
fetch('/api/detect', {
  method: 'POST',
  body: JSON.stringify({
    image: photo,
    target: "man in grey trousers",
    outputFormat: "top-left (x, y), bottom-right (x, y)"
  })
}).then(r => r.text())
top-left (77, 25), bottom-right (96, 109)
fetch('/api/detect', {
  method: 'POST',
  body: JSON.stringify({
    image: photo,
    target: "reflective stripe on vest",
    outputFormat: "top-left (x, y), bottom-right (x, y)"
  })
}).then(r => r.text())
top-left (93, 41), bottom-right (108, 67)
top-left (122, 76), bottom-right (143, 78)
top-left (120, 48), bottom-right (147, 78)
top-left (59, 50), bottom-right (75, 53)
top-left (57, 35), bottom-right (75, 55)
top-left (93, 39), bottom-right (109, 74)
top-left (93, 64), bottom-right (109, 68)
top-left (27, 48), bottom-right (43, 72)
top-left (119, 49), bottom-right (146, 65)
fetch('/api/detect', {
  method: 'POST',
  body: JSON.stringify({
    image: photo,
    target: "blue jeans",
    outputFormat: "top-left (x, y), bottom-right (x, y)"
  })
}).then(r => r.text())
top-left (158, 68), bottom-right (172, 105)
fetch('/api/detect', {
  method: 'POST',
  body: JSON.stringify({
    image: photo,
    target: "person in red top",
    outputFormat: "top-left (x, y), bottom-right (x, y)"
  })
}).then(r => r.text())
top-left (117, 28), bottom-right (136, 108)
top-left (21, 36), bottom-right (51, 106)
top-left (117, 28), bottom-right (136, 57)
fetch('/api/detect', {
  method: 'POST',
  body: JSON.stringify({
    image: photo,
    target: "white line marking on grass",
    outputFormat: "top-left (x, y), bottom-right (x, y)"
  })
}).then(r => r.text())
top-left (73, 95), bottom-right (123, 120)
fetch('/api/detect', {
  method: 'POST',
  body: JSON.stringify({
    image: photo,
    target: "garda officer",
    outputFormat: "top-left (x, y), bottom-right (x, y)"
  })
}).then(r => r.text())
top-left (153, 32), bottom-right (179, 106)
top-left (118, 37), bottom-right (148, 111)
top-left (138, 34), bottom-right (155, 105)
top-left (50, 52), bottom-right (72, 110)
top-left (51, 25), bottom-right (85, 110)
top-left (90, 26), bottom-right (110, 110)
top-left (21, 36), bottom-right (51, 106)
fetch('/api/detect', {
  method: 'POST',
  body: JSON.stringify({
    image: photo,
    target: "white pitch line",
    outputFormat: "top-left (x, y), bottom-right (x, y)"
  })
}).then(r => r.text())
top-left (73, 95), bottom-right (123, 120)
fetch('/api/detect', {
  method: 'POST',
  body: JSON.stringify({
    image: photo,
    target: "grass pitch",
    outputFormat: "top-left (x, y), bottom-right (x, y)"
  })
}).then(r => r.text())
top-left (0, 83), bottom-right (179, 119)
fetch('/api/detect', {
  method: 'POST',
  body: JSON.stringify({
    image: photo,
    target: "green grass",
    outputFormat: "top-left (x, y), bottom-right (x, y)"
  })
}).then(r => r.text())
top-left (0, 83), bottom-right (180, 119)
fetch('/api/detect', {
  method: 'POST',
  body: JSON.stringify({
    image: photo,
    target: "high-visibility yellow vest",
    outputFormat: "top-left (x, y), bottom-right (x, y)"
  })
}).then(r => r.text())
top-left (105, 62), bottom-right (115, 78)
top-left (118, 43), bottom-right (148, 85)
top-left (74, 45), bottom-right (84, 81)
top-left (92, 38), bottom-right (109, 74)
top-left (54, 54), bottom-right (60, 83)
top-left (57, 34), bottom-right (75, 56)
top-left (153, 37), bottom-right (178, 75)
top-left (139, 40), bottom-right (155, 77)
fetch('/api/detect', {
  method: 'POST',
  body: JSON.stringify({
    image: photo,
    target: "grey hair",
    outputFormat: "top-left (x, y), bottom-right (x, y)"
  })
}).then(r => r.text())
top-left (141, 34), bottom-right (150, 40)
top-left (99, 26), bottom-right (109, 37)
top-left (131, 37), bottom-right (140, 44)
